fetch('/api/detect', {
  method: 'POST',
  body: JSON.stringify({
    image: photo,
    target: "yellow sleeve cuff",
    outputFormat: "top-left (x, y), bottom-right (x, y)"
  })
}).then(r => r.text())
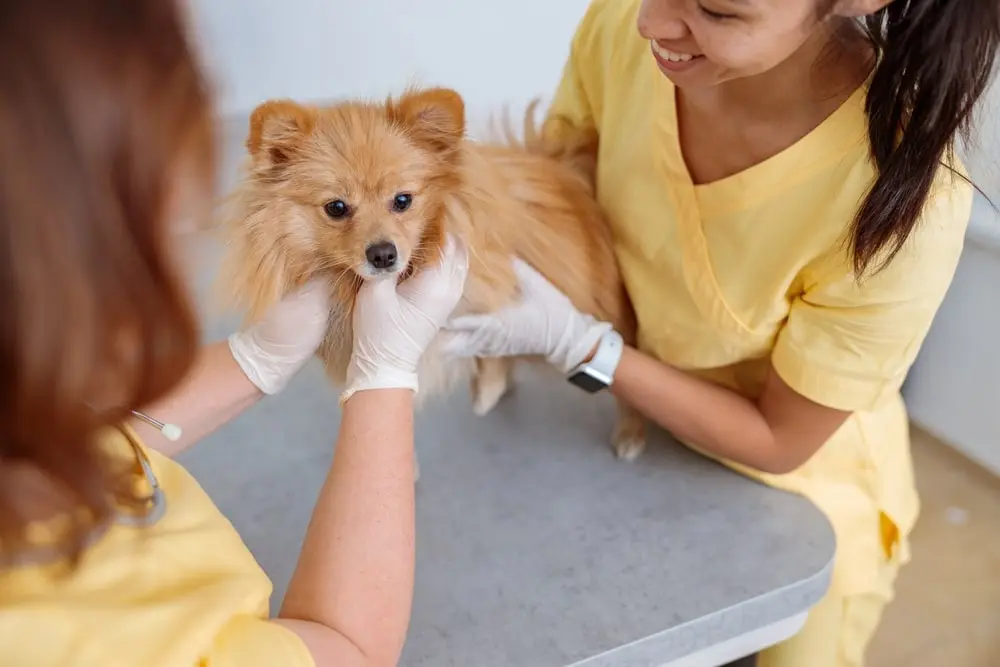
top-left (771, 339), bottom-right (904, 413)
top-left (205, 615), bottom-right (315, 667)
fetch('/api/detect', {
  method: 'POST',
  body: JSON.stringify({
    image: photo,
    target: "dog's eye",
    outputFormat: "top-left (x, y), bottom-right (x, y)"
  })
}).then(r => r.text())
top-left (323, 200), bottom-right (350, 219)
top-left (392, 193), bottom-right (413, 213)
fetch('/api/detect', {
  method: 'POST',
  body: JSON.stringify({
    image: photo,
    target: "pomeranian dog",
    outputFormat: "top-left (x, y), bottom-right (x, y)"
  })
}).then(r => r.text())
top-left (216, 86), bottom-right (647, 461)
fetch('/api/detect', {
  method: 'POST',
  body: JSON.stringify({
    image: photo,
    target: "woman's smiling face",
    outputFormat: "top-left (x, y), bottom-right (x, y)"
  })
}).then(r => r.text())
top-left (636, 0), bottom-right (827, 88)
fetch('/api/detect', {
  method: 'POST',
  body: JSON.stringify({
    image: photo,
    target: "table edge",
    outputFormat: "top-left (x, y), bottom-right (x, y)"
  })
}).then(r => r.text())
top-left (566, 553), bottom-right (835, 667)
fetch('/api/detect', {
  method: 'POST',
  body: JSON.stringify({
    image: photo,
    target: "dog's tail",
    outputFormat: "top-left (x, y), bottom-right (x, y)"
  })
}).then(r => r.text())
top-left (493, 99), bottom-right (600, 191)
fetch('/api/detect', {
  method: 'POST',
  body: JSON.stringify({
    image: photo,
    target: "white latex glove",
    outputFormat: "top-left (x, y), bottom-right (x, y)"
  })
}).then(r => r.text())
top-left (228, 280), bottom-right (332, 395)
top-left (439, 258), bottom-right (612, 374)
top-left (341, 234), bottom-right (470, 404)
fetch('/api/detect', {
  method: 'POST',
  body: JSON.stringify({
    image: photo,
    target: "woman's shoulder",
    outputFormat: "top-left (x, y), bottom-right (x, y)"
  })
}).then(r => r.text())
top-left (890, 155), bottom-right (976, 263)
top-left (926, 154), bottom-right (977, 226)
top-left (569, 0), bottom-right (646, 67)
top-left (822, 93), bottom-right (975, 251)
top-left (807, 157), bottom-right (975, 296)
top-left (0, 426), bottom-right (281, 666)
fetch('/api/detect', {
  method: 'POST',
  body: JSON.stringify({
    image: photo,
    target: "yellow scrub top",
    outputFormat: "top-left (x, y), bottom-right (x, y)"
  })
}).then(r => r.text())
top-left (547, 0), bottom-right (972, 597)
top-left (0, 426), bottom-right (314, 667)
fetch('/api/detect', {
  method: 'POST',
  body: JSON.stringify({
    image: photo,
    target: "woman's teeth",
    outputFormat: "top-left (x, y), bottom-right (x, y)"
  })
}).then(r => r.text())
top-left (651, 42), bottom-right (695, 62)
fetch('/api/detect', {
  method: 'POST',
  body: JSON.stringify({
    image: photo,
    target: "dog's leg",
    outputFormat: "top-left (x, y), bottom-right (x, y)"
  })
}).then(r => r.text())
top-left (471, 357), bottom-right (513, 416)
top-left (612, 399), bottom-right (647, 461)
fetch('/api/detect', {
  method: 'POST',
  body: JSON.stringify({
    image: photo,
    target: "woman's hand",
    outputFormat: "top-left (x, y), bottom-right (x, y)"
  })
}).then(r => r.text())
top-left (439, 258), bottom-right (849, 475)
top-left (341, 234), bottom-right (470, 403)
top-left (135, 282), bottom-right (333, 456)
top-left (440, 258), bottom-right (611, 373)
top-left (229, 280), bottom-right (332, 395)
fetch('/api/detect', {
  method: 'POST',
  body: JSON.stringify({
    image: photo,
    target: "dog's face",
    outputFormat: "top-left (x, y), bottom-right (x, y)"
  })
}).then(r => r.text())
top-left (240, 88), bottom-right (466, 295)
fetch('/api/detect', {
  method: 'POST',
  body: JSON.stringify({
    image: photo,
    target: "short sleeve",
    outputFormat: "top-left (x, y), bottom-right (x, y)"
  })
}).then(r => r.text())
top-left (543, 0), bottom-right (611, 133)
top-left (772, 176), bottom-right (974, 412)
top-left (203, 615), bottom-right (315, 667)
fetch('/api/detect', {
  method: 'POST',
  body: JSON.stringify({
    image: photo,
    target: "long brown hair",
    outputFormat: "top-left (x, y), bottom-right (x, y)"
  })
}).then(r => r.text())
top-left (852, 1), bottom-right (1000, 274)
top-left (0, 1), bottom-right (214, 561)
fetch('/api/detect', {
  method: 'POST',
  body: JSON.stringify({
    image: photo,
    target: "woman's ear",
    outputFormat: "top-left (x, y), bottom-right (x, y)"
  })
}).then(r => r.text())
top-left (832, 0), bottom-right (892, 18)
top-left (389, 87), bottom-right (466, 155)
top-left (246, 99), bottom-right (316, 167)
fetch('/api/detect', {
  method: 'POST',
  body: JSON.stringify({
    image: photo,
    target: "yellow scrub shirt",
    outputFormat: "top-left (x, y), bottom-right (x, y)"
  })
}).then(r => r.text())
top-left (546, 0), bottom-right (972, 663)
top-left (0, 426), bottom-right (314, 667)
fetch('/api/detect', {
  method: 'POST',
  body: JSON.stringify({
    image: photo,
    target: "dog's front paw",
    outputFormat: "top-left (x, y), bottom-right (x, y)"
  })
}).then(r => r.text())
top-left (470, 358), bottom-right (513, 416)
top-left (472, 375), bottom-right (511, 416)
top-left (612, 407), bottom-right (647, 462)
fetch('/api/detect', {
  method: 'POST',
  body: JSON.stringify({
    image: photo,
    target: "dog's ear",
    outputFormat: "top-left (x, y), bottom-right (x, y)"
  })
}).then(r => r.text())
top-left (390, 87), bottom-right (466, 155)
top-left (246, 99), bottom-right (316, 166)
top-left (213, 191), bottom-right (312, 326)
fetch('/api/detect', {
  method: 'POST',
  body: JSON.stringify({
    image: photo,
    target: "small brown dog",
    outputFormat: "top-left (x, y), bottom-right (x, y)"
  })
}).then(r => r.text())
top-left (216, 86), bottom-right (647, 460)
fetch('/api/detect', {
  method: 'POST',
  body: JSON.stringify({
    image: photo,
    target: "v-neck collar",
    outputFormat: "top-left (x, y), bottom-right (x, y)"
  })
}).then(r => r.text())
top-left (645, 62), bottom-right (870, 338)
top-left (652, 63), bottom-right (869, 218)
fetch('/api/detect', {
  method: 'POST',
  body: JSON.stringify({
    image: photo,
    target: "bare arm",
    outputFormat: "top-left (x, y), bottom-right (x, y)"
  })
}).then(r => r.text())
top-left (140, 350), bottom-right (421, 666)
top-left (131, 280), bottom-right (332, 458)
top-left (271, 236), bottom-right (469, 667)
top-left (129, 340), bottom-right (263, 457)
top-left (609, 346), bottom-right (850, 474)
top-left (275, 389), bottom-right (416, 667)
top-left (441, 259), bottom-right (850, 476)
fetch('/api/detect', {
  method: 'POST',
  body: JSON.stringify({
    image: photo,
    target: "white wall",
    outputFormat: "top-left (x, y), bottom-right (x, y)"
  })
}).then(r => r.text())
top-left (188, 1), bottom-right (998, 198)
top-left (186, 0), bottom-right (591, 124)
top-left (907, 72), bottom-right (999, 475)
top-left (960, 67), bottom-right (1000, 231)
top-left (904, 200), bottom-right (1000, 476)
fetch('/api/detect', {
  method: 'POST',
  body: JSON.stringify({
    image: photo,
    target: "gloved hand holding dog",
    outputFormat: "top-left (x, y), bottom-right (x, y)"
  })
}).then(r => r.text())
top-left (342, 234), bottom-right (470, 403)
top-left (230, 234), bottom-right (470, 402)
top-left (438, 258), bottom-right (612, 374)
top-left (229, 279), bottom-right (333, 396)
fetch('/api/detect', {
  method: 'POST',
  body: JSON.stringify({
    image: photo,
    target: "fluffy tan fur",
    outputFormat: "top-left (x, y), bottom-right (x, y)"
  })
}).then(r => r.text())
top-left (216, 86), bottom-right (647, 460)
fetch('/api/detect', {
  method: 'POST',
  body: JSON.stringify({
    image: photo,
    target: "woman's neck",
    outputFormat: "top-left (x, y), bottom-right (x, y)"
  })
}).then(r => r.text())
top-left (673, 20), bottom-right (875, 186)
top-left (683, 20), bottom-right (872, 122)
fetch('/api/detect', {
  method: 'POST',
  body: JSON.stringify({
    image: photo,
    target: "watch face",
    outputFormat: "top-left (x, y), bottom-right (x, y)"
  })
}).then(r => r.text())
top-left (568, 370), bottom-right (607, 393)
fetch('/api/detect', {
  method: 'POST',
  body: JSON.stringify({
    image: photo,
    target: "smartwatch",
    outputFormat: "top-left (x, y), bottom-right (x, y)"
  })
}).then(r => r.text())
top-left (566, 329), bottom-right (624, 393)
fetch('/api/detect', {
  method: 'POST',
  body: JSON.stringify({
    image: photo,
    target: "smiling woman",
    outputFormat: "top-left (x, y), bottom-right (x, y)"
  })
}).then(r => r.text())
top-left (650, 39), bottom-right (703, 70)
top-left (435, 0), bottom-right (1000, 666)
top-left (639, 0), bottom-right (832, 85)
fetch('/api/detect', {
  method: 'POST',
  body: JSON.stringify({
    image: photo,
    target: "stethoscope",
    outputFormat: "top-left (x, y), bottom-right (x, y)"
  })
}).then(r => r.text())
top-left (120, 413), bottom-right (174, 527)
top-left (4, 412), bottom-right (177, 567)
top-left (129, 410), bottom-right (183, 442)
top-left (117, 410), bottom-right (182, 527)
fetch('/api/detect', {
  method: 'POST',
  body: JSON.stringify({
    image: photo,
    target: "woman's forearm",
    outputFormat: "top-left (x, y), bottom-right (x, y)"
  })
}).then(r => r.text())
top-left (610, 346), bottom-right (791, 473)
top-left (279, 389), bottom-right (416, 667)
top-left (130, 340), bottom-right (263, 457)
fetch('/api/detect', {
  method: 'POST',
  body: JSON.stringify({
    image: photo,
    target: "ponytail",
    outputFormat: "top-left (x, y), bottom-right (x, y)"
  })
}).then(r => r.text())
top-left (852, 0), bottom-right (1000, 275)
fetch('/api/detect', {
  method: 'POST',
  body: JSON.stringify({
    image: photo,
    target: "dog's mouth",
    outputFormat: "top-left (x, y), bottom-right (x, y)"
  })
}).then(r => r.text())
top-left (354, 262), bottom-right (413, 283)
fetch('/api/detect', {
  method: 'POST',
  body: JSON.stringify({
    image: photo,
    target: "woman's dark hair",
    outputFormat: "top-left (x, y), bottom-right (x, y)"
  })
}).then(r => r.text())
top-left (0, 1), bottom-right (214, 562)
top-left (852, 0), bottom-right (1000, 274)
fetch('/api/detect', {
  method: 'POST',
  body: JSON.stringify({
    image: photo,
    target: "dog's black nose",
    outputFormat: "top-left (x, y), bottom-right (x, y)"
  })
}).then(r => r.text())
top-left (365, 241), bottom-right (398, 270)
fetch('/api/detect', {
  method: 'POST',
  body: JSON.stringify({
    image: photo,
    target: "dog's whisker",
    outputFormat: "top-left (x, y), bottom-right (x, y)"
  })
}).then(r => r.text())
top-left (328, 270), bottom-right (357, 299)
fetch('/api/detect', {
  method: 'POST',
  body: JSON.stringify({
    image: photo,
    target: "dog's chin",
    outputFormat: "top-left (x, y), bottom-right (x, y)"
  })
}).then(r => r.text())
top-left (353, 263), bottom-right (410, 283)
